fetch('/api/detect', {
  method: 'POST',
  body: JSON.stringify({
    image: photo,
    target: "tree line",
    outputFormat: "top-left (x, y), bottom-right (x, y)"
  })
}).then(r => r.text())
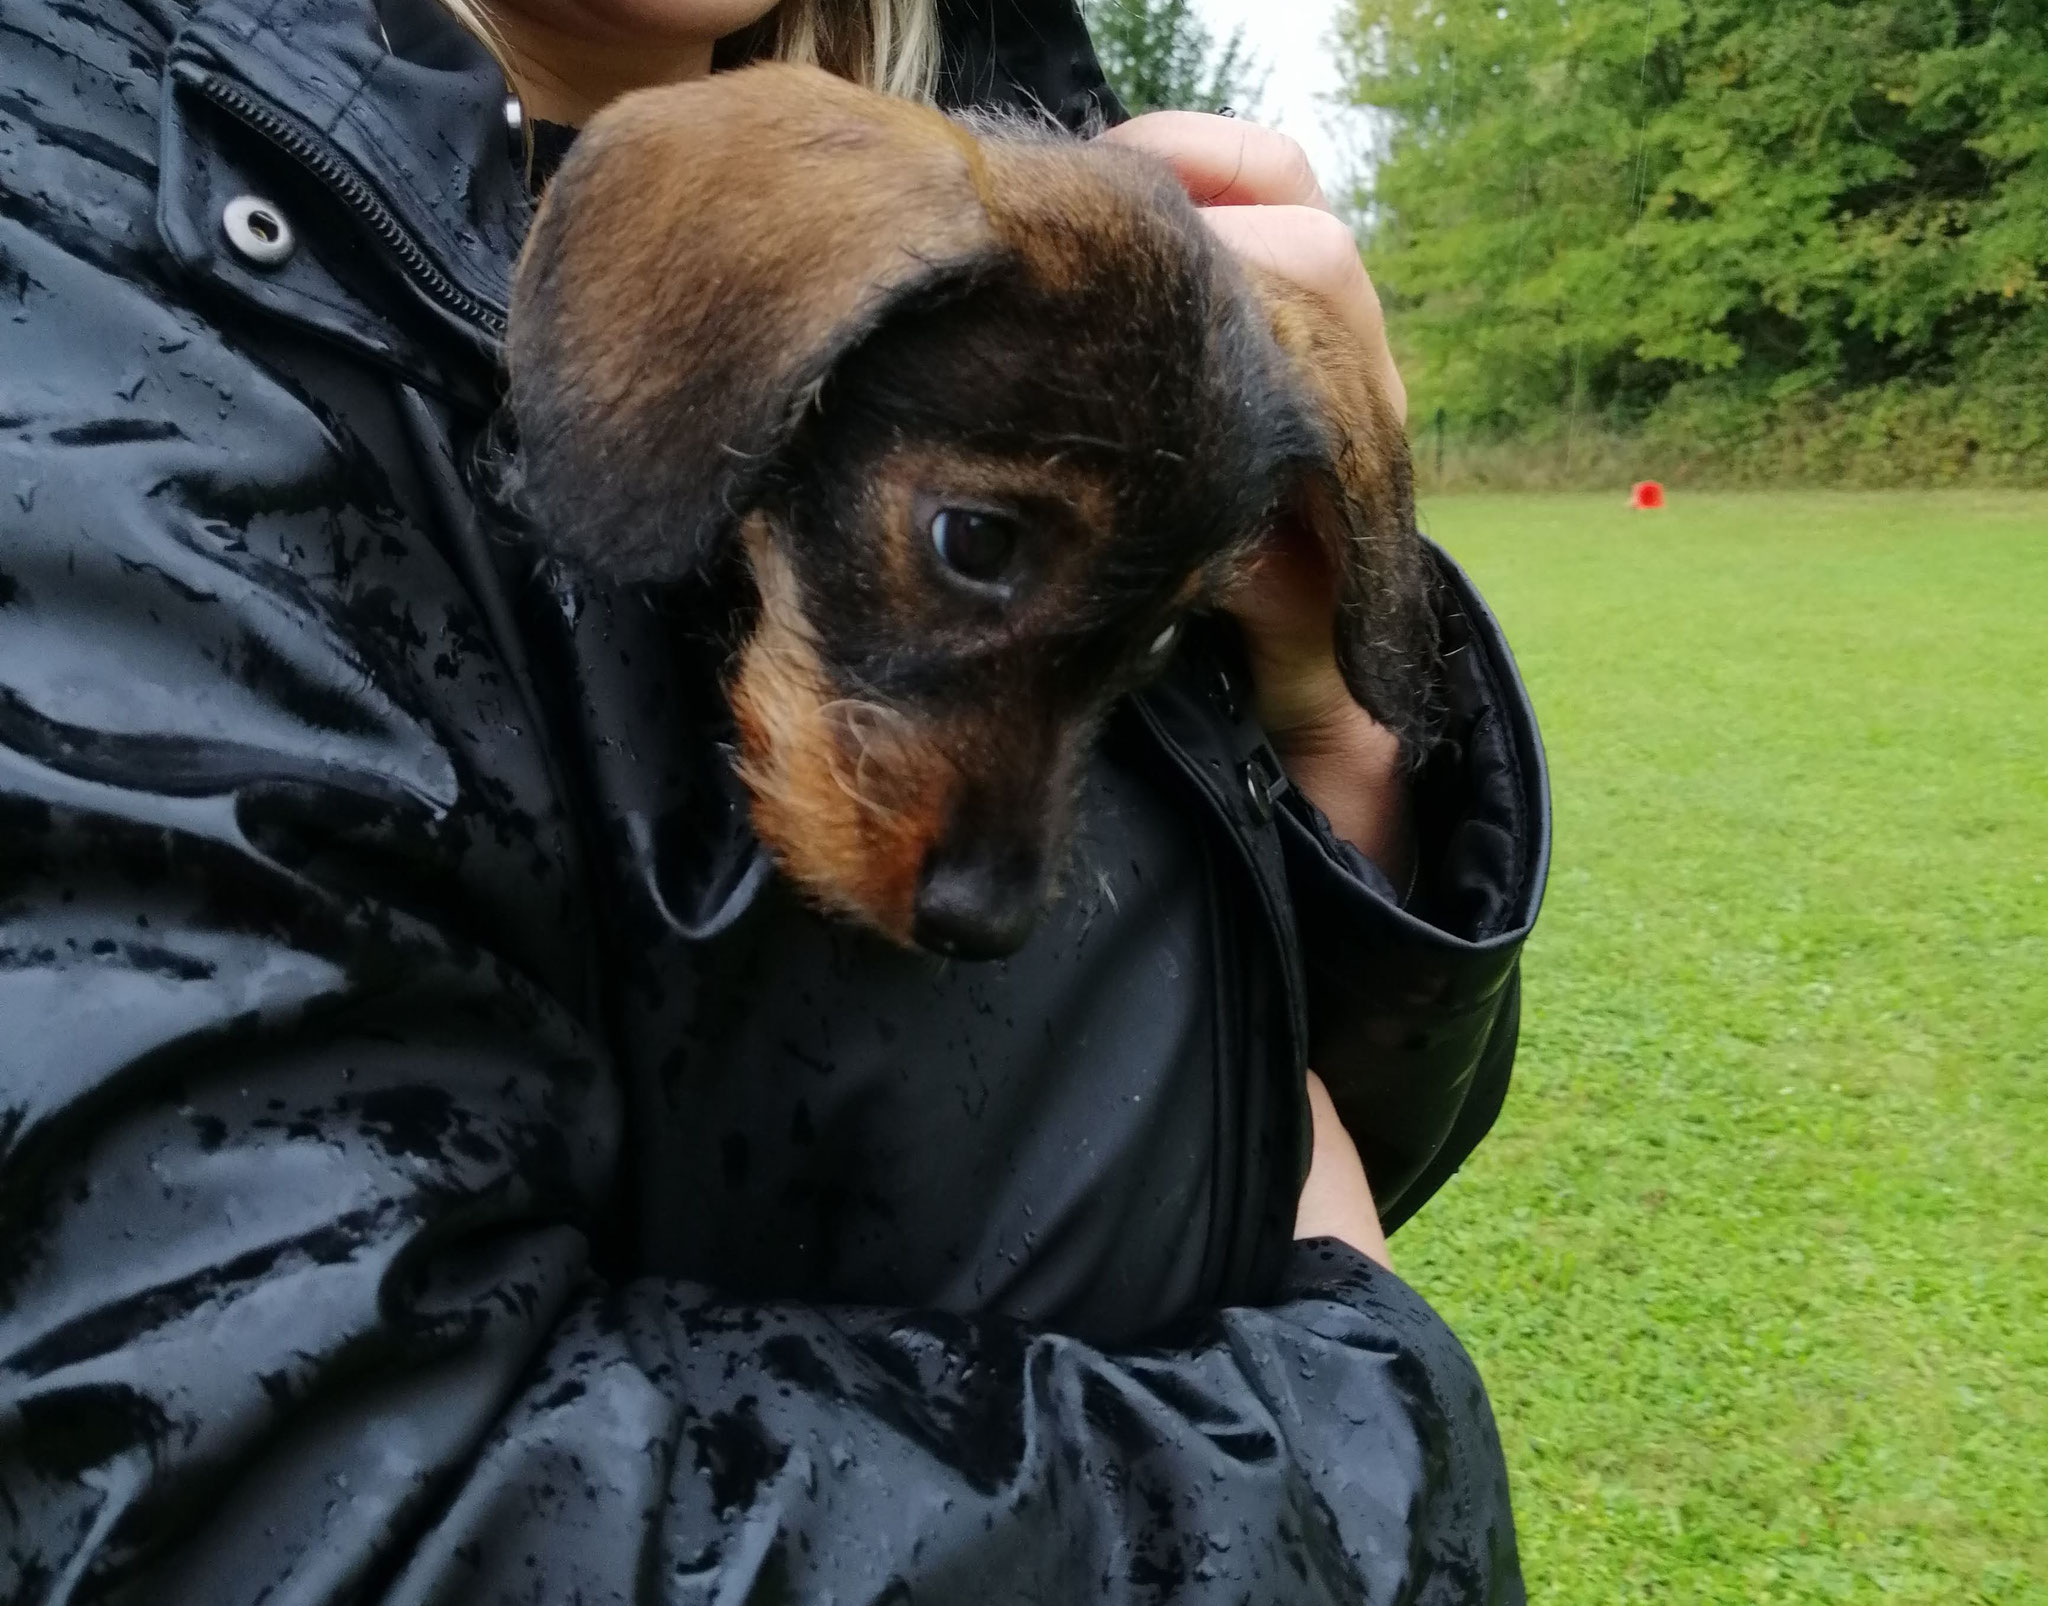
top-left (1088, 0), bottom-right (2046, 485)
top-left (1345, 0), bottom-right (2047, 483)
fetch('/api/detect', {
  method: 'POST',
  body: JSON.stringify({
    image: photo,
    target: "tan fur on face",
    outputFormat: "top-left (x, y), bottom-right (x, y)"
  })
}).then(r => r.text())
top-left (727, 517), bottom-right (958, 941)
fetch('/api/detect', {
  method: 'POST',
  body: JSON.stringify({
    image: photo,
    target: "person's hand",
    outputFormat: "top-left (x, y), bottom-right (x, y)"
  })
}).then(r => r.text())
top-left (1294, 1070), bottom-right (1390, 1267)
top-left (1099, 114), bottom-right (1412, 880)
top-left (1099, 113), bottom-right (1404, 428)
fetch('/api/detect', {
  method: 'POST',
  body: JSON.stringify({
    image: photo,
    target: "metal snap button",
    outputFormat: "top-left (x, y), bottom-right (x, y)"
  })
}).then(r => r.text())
top-left (221, 196), bottom-right (294, 268)
top-left (504, 93), bottom-right (526, 162)
top-left (1241, 757), bottom-right (1281, 825)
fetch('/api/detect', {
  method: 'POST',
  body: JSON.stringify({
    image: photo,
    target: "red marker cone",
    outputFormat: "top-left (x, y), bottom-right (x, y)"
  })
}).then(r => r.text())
top-left (1630, 480), bottom-right (1666, 509)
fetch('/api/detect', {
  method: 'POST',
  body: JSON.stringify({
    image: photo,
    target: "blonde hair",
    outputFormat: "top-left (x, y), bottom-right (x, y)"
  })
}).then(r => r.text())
top-left (440, 0), bottom-right (941, 103)
top-left (742, 0), bottom-right (940, 102)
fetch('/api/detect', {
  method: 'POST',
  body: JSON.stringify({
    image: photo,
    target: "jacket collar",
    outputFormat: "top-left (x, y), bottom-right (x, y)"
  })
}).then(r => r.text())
top-left (938, 0), bottom-right (1122, 126)
top-left (156, 0), bottom-right (1116, 381)
top-left (167, 0), bottom-right (527, 338)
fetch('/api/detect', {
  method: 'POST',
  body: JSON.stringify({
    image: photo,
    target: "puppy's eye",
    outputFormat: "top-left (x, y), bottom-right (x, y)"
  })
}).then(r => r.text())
top-left (930, 508), bottom-right (1019, 586)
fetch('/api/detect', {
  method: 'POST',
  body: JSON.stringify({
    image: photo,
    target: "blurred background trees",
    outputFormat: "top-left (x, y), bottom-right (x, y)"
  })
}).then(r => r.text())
top-left (1337, 1), bottom-right (2047, 485)
top-left (1083, 0), bottom-right (1266, 116)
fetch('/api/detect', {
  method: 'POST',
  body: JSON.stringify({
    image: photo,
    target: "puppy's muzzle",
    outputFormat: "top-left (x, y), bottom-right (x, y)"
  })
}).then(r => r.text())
top-left (912, 833), bottom-right (1046, 960)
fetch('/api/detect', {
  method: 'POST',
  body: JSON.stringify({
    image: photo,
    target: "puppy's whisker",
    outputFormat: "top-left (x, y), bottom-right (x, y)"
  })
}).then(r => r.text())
top-left (819, 697), bottom-right (920, 819)
top-left (1031, 433), bottom-right (1132, 457)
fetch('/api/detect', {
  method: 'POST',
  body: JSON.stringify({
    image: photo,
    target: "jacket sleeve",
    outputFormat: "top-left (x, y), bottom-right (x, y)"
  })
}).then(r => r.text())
top-left (1279, 547), bottom-right (1552, 1233)
top-left (0, 50), bottom-right (1525, 1602)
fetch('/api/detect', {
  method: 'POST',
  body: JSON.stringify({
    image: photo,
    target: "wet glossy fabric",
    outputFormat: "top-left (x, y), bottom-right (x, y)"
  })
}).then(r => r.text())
top-left (632, 719), bottom-right (1241, 1340)
top-left (0, 0), bottom-right (1546, 1598)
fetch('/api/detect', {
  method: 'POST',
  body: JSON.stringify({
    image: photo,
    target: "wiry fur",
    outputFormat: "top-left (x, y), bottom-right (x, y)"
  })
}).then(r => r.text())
top-left (728, 518), bottom-right (953, 942)
top-left (507, 62), bottom-right (1438, 955)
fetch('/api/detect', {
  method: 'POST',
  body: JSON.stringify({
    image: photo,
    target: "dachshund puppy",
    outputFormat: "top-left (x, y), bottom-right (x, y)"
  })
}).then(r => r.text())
top-left (508, 64), bottom-right (1436, 958)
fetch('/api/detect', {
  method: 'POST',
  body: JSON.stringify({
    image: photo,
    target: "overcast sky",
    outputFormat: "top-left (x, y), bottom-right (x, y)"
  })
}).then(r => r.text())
top-left (1187, 0), bottom-right (1370, 199)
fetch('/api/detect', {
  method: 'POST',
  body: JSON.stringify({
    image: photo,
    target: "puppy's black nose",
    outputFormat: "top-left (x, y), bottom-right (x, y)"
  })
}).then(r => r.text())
top-left (912, 850), bottom-right (1041, 960)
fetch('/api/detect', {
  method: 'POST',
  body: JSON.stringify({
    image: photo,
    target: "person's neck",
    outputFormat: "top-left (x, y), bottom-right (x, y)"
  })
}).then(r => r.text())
top-left (490, 8), bottom-right (715, 124)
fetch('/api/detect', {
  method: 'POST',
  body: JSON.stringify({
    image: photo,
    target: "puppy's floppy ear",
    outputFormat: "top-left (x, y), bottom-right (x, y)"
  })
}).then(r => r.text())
top-left (1255, 274), bottom-right (1443, 760)
top-left (506, 63), bottom-right (997, 583)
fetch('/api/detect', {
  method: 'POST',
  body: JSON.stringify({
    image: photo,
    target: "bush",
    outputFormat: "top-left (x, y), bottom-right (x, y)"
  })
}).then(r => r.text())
top-left (1411, 377), bottom-right (2048, 494)
top-left (1348, 0), bottom-right (2048, 488)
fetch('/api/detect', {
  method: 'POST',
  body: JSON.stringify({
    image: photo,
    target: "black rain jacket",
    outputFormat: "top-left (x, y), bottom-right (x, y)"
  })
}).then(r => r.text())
top-left (0, 0), bottom-right (1549, 1599)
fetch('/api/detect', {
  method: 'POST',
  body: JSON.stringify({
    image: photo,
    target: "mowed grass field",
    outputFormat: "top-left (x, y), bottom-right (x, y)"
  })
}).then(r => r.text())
top-left (1398, 492), bottom-right (2047, 1604)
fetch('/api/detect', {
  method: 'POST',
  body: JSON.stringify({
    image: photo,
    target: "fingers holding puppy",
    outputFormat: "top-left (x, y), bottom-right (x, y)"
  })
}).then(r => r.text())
top-left (1200, 206), bottom-right (1405, 428)
top-left (1102, 110), bottom-right (1330, 208)
top-left (1104, 111), bottom-right (1429, 866)
top-left (1101, 114), bottom-right (1404, 426)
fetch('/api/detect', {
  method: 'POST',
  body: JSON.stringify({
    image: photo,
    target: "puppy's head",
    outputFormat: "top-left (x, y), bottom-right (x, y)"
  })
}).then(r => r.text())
top-left (509, 64), bottom-right (1434, 957)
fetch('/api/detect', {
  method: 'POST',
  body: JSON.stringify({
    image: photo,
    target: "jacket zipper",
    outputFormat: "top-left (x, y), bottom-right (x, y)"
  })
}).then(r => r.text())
top-left (182, 69), bottom-right (509, 339)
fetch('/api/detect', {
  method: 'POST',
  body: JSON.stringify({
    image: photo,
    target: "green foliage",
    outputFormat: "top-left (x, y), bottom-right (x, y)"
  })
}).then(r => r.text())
top-left (1413, 358), bottom-right (2048, 491)
top-left (1340, 2), bottom-right (2048, 473)
top-left (1082, 0), bottom-right (1266, 115)
top-left (1406, 490), bottom-right (2048, 1603)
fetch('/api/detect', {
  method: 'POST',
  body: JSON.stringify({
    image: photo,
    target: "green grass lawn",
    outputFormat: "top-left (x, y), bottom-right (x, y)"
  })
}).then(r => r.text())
top-left (1399, 492), bottom-right (2048, 1605)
